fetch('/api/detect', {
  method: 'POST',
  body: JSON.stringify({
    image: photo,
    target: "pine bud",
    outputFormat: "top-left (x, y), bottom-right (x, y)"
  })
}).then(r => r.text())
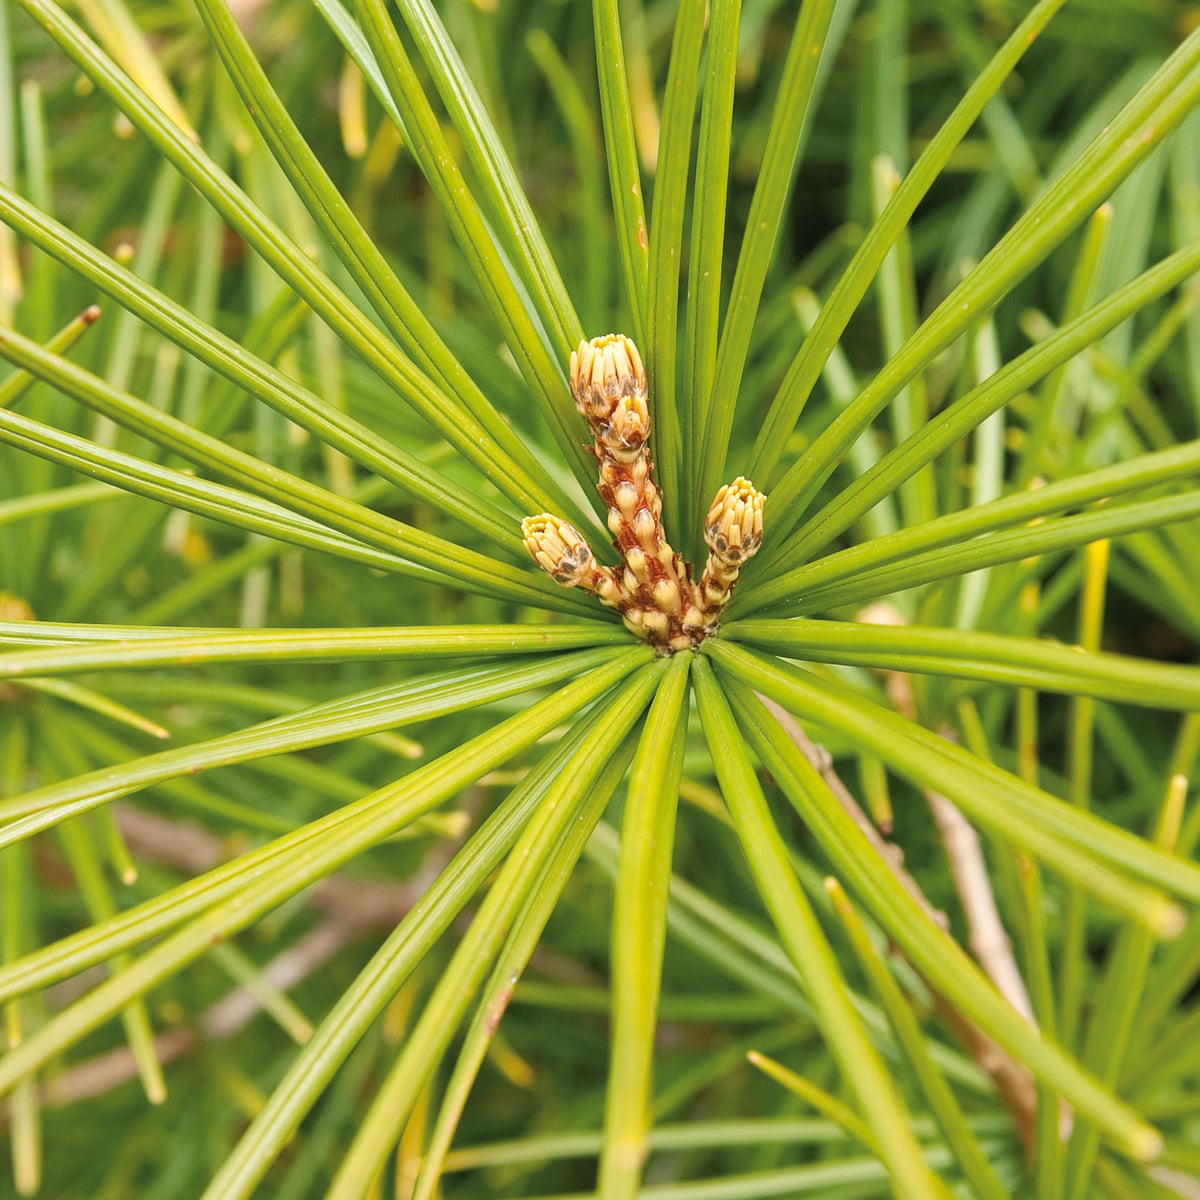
top-left (569, 334), bottom-right (647, 430)
top-left (696, 477), bottom-right (766, 622)
top-left (604, 392), bottom-right (651, 456)
top-left (526, 336), bottom-right (765, 651)
top-left (704, 477), bottom-right (765, 565)
top-left (521, 514), bottom-right (597, 587)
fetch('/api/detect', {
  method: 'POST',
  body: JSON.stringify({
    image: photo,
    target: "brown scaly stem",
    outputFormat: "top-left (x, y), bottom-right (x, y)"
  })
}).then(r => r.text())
top-left (523, 335), bottom-right (765, 652)
top-left (572, 335), bottom-right (697, 648)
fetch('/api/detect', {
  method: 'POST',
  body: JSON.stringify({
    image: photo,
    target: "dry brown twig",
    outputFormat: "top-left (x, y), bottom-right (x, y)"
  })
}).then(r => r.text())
top-left (755, 676), bottom-right (1039, 1151)
top-left (755, 694), bottom-right (939, 926)
top-left (854, 600), bottom-right (1040, 1147)
top-left (17, 802), bottom-right (475, 1113)
top-left (40, 919), bottom-right (347, 1108)
top-left (854, 602), bottom-right (1034, 1021)
top-left (925, 787), bottom-right (1034, 1023)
